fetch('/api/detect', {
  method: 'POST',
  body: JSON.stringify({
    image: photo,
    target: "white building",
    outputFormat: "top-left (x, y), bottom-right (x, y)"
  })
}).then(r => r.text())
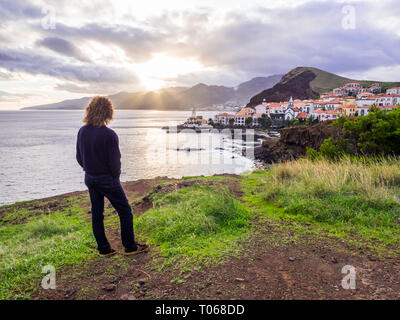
top-left (356, 97), bottom-right (376, 107)
top-left (387, 87), bottom-right (400, 95)
top-left (285, 108), bottom-right (296, 120)
top-left (378, 105), bottom-right (400, 112)
top-left (357, 106), bottom-right (371, 116)
top-left (234, 114), bottom-right (252, 126)
top-left (342, 83), bottom-right (362, 94)
top-left (215, 113), bottom-right (235, 125)
top-left (312, 109), bottom-right (339, 121)
top-left (320, 99), bottom-right (342, 110)
top-left (255, 104), bottom-right (267, 115)
top-left (374, 94), bottom-right (400, 106)
top-left (252, 113), bottom-right (263, 126)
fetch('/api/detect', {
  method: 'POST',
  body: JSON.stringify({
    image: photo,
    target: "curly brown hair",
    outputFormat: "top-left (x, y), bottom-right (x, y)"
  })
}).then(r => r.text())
top-left (83, 96), bottom-right (114, 127)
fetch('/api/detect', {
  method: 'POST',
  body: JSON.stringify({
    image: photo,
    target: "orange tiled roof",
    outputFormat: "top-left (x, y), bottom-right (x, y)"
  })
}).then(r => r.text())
top-left (216, 113), bottom-right (235, 117)
top-left (296, 112), bottom-right (308, 119)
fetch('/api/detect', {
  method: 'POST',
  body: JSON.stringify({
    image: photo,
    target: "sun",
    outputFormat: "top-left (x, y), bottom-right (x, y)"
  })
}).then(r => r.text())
top-left (134, 54), bottom-right (204, 91)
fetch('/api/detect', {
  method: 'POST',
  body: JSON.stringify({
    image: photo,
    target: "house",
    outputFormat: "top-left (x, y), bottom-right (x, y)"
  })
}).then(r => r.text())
top-left (255, 104), bottom-right (267, 115)
top-left (296, 112), bottom-right (308, 121)
top-left (267, 103), bottom-right (285, 117)
top-left (184, 111), bottom-right (211, 127)
top-left (378, 105), bottom-right (400, 112)
top-left (357, 91), bottom-right (374, 99)
top-left (367, 84), bottom-right (381, 93)
top-left (341, 97), bottom-right (356, 106)
top-left (320, 99), bottom-right (342, 110)
top-left (252, 113), bottom-right (263, 126)
top-left (237, 107), bottom-right (255, 115)
top-left (234, 114), bottom-right (253, 126)
top-left (342, 83), bottom-right (362, 94)
top-left (356, 95), bottom-right (376, 107)
top-left (374, 94), bottom-right (400, 106)
top-left (285, 108), bottom-right (296, 120)
top-left (312, 100), bottom-right (326, 109)
top-left (312, 109), bottom-right (339, 121)
top-left (215, 113), bottom-right (235, 126)
top-left (357, 106), bottom-right (371, 116)
top-left (387, 87), bottom-right (400, 95)
top-left (336, 105), bottom-right (357, 117)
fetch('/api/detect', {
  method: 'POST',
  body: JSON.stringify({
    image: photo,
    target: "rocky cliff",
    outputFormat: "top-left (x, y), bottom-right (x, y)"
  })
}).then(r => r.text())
top-left (255, 121), bottom-right (342, 163)
top-left (247, 69), bottom-right (320, 106)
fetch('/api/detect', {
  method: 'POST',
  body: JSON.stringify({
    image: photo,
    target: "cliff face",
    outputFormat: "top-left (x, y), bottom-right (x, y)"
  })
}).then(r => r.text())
top-left (254, 121), bottom-right (342, 163)
top-left (247, 70), bottom-right (320, 107)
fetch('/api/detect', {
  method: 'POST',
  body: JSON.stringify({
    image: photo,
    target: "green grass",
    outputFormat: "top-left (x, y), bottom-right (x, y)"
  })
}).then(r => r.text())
top-left (133, 185), bottom-right (252, 267)
top-left (241, 157), bottom-right (400, 255)
top-left (0, 207), bottom-right (95, 299)
top-left (2, 156), bottom-right (400, 299)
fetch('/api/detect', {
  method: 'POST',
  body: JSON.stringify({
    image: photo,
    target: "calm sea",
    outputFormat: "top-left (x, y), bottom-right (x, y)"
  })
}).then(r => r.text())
top-left (0, 110), bottom-right (255, 205)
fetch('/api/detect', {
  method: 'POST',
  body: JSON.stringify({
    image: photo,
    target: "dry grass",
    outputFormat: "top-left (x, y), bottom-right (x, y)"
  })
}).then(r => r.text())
top-left (270, 157), bottom-right (400, 202)
top-left (258, 157), bottom-right (400, 235)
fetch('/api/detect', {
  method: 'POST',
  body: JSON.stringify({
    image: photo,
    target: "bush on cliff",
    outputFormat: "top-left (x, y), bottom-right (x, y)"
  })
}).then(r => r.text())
top-left (308, 106), bottom-right (400, 159)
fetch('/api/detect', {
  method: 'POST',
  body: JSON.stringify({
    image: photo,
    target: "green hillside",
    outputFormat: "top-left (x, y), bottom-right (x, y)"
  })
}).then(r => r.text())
top-left (289, 67), bottom-right (400, 93)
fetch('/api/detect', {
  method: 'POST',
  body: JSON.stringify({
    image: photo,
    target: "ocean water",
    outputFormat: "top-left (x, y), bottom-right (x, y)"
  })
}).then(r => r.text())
top-left (0, 110), bottom-right (256, 205)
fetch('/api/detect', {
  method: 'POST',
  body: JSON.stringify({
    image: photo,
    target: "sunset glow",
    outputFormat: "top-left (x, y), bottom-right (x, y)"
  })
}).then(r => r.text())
top-left (133, 54), bottom-right (205, 91)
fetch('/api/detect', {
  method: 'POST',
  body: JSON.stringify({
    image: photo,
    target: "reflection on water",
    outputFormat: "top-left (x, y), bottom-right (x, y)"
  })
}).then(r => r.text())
top-left (0, 110), bottom-right (255, 205)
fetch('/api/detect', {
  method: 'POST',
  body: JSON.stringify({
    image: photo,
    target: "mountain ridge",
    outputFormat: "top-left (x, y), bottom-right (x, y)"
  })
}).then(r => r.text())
top-left (23, 75), bottom-right (282, 111)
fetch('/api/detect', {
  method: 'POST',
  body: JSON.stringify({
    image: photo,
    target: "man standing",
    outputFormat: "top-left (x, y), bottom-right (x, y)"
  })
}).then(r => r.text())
top-left (76, 96), bottom-right (148, 256)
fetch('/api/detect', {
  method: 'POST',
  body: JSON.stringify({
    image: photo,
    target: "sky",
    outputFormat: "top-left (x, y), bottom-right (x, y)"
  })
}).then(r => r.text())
top-left (0, 0), bottom-right (400, 109)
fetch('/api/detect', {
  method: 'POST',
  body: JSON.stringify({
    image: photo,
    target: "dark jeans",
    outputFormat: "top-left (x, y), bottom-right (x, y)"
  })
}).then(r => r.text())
top-left (84, 173), bottom-right (137, 254)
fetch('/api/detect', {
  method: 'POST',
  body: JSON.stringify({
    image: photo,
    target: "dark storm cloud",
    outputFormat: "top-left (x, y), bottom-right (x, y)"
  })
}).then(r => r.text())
top-left (0, 48), bottom-right (139, 84)
top-left (36, 37), bottom-right (90, 62)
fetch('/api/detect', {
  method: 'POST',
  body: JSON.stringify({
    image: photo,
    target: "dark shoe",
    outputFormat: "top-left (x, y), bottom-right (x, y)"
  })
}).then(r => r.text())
top-left (99, 248), bottom-right (117, 257)
top-left (123, 244), bottom-right (149, 256)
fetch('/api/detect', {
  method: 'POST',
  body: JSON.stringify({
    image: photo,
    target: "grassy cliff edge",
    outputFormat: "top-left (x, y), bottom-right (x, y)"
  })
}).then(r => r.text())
top-left (1, 159), bottom-right (399, 300)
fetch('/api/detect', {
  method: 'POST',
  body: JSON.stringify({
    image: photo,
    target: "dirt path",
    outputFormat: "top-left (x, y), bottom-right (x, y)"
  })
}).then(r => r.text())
top-left (30, 176), bottom-right (400, 300)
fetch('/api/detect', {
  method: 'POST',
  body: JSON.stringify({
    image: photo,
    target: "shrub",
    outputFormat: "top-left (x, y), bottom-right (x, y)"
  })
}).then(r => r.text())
top-left (336, 106), bottom-right (400, 155)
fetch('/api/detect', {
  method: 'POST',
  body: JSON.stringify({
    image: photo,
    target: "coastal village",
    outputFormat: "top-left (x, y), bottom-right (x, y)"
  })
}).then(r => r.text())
top-left (211, 83), bottom-right (400, 126)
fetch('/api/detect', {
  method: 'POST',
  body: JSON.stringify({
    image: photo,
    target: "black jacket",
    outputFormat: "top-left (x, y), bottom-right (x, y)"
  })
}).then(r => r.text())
top-left (76, 125), bottom-right (121, 178)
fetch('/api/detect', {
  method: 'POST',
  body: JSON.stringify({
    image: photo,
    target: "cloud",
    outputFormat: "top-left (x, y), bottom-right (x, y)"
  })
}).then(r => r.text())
top-left (0, 48), bottom-right (140, 84)
top-left (54, 81), bottom-right (144, 94)
top-left (40, 22), bottom-right (169, 63)
top-left (31, 1), bottom-right (400, 85)
top-left (37, 37), bottom-right (91, 62)
top-left (0, 70), bottom-right (14, 81)
top-left (0, 0), bottom-right (42, 21)
top-left (2, 0), bottom-right (400, 99)
top-left (0, 90), bottom-right (38, 102)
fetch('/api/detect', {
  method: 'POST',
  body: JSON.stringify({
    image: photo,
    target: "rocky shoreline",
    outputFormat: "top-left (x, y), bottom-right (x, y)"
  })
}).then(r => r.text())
top-left (254, 121), bottom-right (341, 163)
